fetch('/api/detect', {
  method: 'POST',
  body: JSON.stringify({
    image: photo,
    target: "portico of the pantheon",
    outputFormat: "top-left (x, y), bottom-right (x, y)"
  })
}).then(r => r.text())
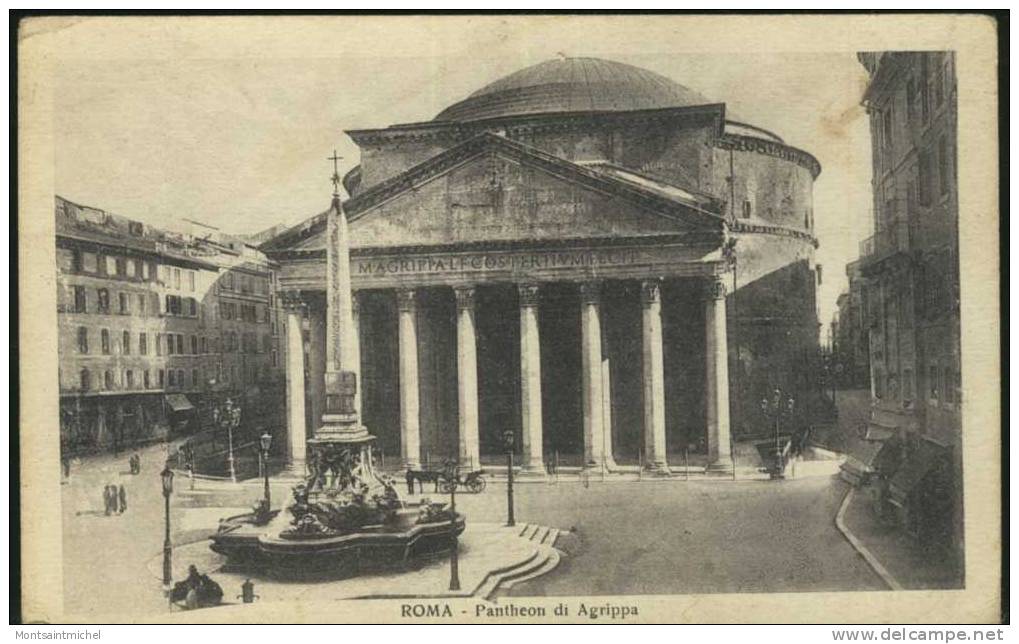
top-left (262, 57), bottom-right (823, 474)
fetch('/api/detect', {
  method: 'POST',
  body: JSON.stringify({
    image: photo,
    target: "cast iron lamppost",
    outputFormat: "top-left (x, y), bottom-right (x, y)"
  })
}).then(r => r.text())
top-left (760, 388), bottom-right (795, 480)
top-left (260, 431), bottom-right (272, 512)
top-left (212, 397), bottom-right (239, 483)
top-left (443, 459), bottom-right (461, 591)
top-left (160, 464), bottom-right (174, 597)
top-left (503, 429), bottom-right (516, 527)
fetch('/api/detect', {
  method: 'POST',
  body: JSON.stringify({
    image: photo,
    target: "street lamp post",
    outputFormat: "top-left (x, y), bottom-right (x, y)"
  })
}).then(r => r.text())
top-left (260, 432), bottom-right (272, 511)
top-left (160, 465), bottom-right (175, 598)
top-left (443, 460), bottom-right (461, 591)
top-left (760, 388), bottom-right (795, 480)
top-left (213, 398), bottom-right (239, 483)
top-left (503, 430), bottom-right (515, 527)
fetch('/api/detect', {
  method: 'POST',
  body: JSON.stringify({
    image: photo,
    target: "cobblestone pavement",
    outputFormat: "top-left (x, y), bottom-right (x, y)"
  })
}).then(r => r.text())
top-left (61, 446), bottom-right (882, 618)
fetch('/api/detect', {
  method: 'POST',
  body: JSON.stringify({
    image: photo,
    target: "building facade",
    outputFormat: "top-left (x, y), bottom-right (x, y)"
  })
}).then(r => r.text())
top-left (263, 57), bottom-right (825, 473)
top-left (855, 52), bottom-right (962, 569)
top-left (831, 258), bottom-right (871, 390)
top-left (56, 196), bottom-right (286, 458)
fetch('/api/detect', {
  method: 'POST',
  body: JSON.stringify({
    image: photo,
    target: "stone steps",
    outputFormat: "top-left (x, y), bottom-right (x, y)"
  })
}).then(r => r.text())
top-left (475, 524), bottom-right (563, 600)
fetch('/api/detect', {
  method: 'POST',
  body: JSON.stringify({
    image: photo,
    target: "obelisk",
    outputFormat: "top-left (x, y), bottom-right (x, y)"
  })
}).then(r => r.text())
top-left (316, 151), bottom-right (367, 440)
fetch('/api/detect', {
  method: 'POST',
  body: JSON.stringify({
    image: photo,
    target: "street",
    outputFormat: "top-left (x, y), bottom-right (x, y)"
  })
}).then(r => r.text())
top-left (60, 441), bottom-right (882, 618)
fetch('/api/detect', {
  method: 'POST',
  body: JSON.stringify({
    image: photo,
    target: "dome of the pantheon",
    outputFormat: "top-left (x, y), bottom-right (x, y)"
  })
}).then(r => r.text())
top-left (435, 57), bottom-right (719, 123)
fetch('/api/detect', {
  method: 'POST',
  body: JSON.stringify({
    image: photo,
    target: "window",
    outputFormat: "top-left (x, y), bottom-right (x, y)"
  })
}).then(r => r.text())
top-left (57, 248), bottom-right (77, 273)
top-left (158, 369), bottom-right (165, 387)
top-left (741, 200), bottom-right (752, 219)
top-left (137, 293), bottom-right (146, 315)
top-left (188, 271), bottom-right (196, 292)
top-left (77, 327), bottom-right (89, 353)
top-left (271, 349), bottom-right (278, 368)
top-left (191, 335), bottom-right (198, 355)
top-left (144, 370), bottom-right (151, 388)
top-left (128, 259), bottom-right (139, 277)
top-left (97, 288), bottom-right (110, 313)
top-left (928, 365), bottom-right (939, 400)
top-left (191, 369), bottom-right (199, 388)
top-left (105, 255), bottom-right (117, 275)
top-left (881, 105), bottom-right (893, 150)
top-left (938, 136), bottom-right (951, 196)
top-left (104, 370), bottom-right (114, 389)
top-left (119, 292), bottom-right (130, 314)
top-left (167, 370), bottom-right (175, 387)
top-left (139, 332), bottom-right (148, 355)
top-left (115, 257), bottom-right (127, 276)
top-left (73, 286), bottom-right (87, 313)
top-left (173, 268), bottom-right (181, 290)
top-left (101, 329), bottom-right (110, 354)
top-left (906, 77), bottom-right (917, 125)
top-left (177, 370), bottom-right (185, 388)
top-left (125, 370), bottom-right (134, 389)
top-left (80, 368), bottom-right (91, 391)
top-left (122, 330), bottom-right (131, 354)
top-left (165, 295), bottom-right (182, 316)
top-left (167, 334), bottom-right (175, 355)
top-left (132, 259), bottom-right (142, 278)
top-left (201, 336), bottom-right (208, 354)
top-left (176, 334), bottom-right (184, 355)
top-left (186, 297), bottom-right (198, 317)
top-left (918, 151), bottom-right (934, 206)
top-left (82, 252), bottom-right (98, 273)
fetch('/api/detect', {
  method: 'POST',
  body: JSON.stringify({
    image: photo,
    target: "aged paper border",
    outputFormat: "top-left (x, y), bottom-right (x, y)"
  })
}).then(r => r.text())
top-left (17, 13), bottom-right (1001, 624)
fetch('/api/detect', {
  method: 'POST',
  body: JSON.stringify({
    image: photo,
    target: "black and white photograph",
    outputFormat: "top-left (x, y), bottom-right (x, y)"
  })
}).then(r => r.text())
top-left (15, 13), bottom-right (1002, 626)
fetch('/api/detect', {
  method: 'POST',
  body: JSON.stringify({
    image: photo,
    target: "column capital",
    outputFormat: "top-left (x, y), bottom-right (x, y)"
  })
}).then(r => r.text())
top-left (517, 283), bottom-right (540, 308)
top-left (396, 288), bottom-right (417, 312)
top-left (640, 278), bottom-right (662, 306)
top-left (706, 275), bottom-right (727, 300)
top-left (454, 285), bottom-right (477, 310)
top-left (580, 280), bottom-right (602, 305)
top-left (280, 290), bottom-right (306, 311)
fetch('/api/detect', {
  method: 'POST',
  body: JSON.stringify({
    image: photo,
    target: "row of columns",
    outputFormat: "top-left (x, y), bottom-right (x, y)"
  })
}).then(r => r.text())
top-left (283, 276), bottom-right (732, 473)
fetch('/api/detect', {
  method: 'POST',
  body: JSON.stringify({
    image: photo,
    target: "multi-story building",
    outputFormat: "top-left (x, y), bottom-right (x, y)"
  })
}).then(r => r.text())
top-left (831, 259), bottom-right (871, 390)
top-left (855, 51), bottom-right (961, 574)
top-left (56, 196), bottom-right (286, 459)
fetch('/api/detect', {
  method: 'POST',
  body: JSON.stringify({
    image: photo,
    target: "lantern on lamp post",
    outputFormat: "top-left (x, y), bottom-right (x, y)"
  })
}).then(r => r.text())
top-left (760, 388), bottom-right (796, 479)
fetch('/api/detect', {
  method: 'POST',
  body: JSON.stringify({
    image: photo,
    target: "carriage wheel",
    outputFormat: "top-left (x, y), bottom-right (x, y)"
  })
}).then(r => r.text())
top-left (438, 480), bottom-right (454, 494)
top-left (468, 478), bottom-right (486, 494)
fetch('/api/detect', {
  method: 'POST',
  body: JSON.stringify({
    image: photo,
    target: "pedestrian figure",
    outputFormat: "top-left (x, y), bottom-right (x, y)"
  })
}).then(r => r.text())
top-left (103, 485), bottom-right (113, 516)
top-left (118, 484), bottom-right (127, 514)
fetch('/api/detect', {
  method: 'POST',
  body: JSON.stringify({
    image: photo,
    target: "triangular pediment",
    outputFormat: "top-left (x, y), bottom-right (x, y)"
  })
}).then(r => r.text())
top-left (268, 134), bottom-right (723, 253)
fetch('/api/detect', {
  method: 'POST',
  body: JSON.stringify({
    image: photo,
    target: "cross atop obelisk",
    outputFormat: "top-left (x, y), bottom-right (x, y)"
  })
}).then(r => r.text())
top-left (328, 150), bottom-right (343, 199)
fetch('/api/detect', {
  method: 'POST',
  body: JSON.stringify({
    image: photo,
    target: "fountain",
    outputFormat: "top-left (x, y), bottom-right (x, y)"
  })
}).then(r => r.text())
top-left (210, 157), bottom-right (465, 575)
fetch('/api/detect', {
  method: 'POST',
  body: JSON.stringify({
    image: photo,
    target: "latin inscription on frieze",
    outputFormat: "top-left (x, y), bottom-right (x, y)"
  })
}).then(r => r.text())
top-left (356, 248), bottom-right (639, 277)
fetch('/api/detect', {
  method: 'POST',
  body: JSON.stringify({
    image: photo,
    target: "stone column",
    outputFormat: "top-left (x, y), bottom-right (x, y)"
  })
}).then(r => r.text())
top-left (454, 286), bottom-right (480, 471)
top-left (641, 279), bottom-right (670, 474)
top-left (282, 291), bottom-right (307, 471)
top-left (580, 280), bottom-right (608, 471)
top-left (518, 283), bottom-right (545, 473)
top-left (397, 289), bottom-right (421, 470)
top-left (351, 292), bottom-right (363, 418)
top-left (705, 276), bottom-right (733, 470)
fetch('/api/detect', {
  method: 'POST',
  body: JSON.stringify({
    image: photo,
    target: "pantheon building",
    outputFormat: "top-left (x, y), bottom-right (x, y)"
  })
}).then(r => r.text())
top-left (263, 57), bottom-right (823, 474)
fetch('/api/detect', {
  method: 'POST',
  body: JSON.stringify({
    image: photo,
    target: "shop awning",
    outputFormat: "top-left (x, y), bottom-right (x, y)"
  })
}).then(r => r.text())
top-left (864, 421), bottom-right (898, 442)
top-left (165, 394), bottom-right (195, 413)
top-left (889, 441), bottom-right (944, 505)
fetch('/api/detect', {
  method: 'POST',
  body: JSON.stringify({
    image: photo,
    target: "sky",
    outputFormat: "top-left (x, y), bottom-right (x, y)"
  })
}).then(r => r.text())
top-left (50, 17), bottom-right (875, 334)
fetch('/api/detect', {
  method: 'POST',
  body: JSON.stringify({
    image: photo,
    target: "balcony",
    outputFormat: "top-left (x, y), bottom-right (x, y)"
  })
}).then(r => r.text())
top-left (859, 218), bottom-right (912, 270)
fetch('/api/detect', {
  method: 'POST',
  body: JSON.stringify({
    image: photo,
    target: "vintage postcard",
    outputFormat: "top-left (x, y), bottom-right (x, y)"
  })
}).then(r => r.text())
top-left (16, 13), bottom-right (1001, 624)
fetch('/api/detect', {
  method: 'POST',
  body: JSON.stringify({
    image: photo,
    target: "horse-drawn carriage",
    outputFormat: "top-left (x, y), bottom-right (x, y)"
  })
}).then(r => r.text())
top-left (405, 467), bottom-right (487, 494)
